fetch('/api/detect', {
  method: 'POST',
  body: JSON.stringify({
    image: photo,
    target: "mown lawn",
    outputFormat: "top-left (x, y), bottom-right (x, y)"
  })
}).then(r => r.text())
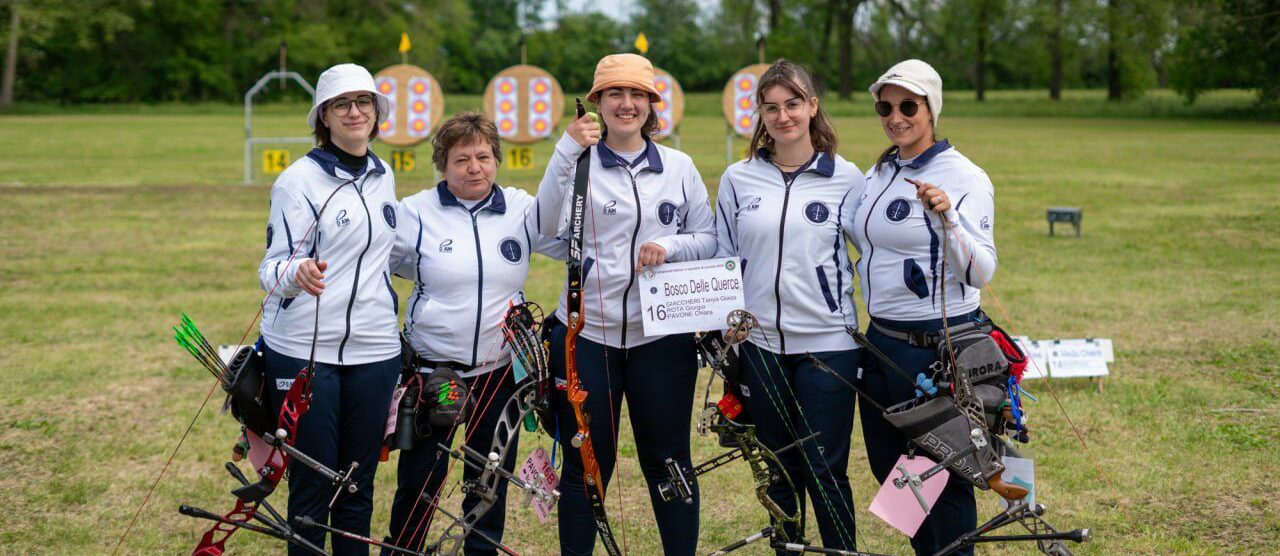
top-left (0, 96), bottom-right (1277, 555)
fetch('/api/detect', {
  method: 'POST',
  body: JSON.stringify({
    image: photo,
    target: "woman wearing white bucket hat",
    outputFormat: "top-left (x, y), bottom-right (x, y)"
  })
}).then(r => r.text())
top-left (534, 53), bottom-right (717, 555)
top-left (844, 59), bottom-right (1000, 556)
top-left (256, 62), bottom-right (400, 555)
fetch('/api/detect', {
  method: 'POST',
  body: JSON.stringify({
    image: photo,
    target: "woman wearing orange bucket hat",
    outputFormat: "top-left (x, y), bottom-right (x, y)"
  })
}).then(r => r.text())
top-left (534, 53), bottom-right (717, 555)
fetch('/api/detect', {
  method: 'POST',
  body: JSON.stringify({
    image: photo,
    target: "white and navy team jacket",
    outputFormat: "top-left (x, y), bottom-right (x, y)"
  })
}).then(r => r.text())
top-left (536, 133), bottom-right (718, 348)
top-left (716, 150), bottom-right (864, 354)
top-left (846, 140), bottom-right (998, 321)
top-left (392, 183), bottom-right (566, 375)
top-left (258, 149), bottom-right (401, 365)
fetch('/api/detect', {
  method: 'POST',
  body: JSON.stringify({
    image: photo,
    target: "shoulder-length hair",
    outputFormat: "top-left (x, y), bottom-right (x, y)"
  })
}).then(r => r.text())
top-left (748, 59), bottom-right (838, 160)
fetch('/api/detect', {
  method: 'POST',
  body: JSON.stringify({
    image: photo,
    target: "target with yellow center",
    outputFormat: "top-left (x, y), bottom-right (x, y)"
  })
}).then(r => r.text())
top-left (374, 64), bottom-right (445, 147)
top-left (721, 63), bottom-right (770, 139)
top-left (483, 65), bottom-right (565, 145)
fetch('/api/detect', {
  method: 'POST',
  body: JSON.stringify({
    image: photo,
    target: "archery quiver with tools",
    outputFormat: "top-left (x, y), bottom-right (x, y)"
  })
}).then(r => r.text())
top-left (222, 343), bottom-right (275, 437)
top-left (883, 321), bottom-right (1030, 499)
top-left (423, 366), bottom-right (472, 428)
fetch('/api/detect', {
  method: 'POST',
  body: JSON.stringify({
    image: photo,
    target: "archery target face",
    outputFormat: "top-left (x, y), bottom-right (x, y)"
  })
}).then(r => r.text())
top-left (374, 64), bottom-right (445, 147)
top-left (482, 65), bottom-right (565, 145)
top-left (651, 68), bottom-right (685, 142)
top-left (721, 64), bottom-right (770, 139)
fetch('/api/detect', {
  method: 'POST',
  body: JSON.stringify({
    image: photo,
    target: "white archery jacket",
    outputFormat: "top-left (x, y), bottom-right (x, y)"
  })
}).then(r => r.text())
top-left (391, 183), bottom-right (567, 375)
top-left (258, 149), bottom-right (401, 365)
top-left (536, 133), bottom-right (718, 348)
top-left (847, 140), bottom-right (998, 321)
top-left (715, 150), bottom-right (864, 354)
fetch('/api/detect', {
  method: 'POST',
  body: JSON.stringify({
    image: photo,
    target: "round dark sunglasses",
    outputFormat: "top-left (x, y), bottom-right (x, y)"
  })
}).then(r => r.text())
top-left (874, 99), bottom-right (923, 117)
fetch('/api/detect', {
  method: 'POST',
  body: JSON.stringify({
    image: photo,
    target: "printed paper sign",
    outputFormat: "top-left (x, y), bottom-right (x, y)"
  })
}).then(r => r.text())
top-left (638, 257), bottom-right (745, 336)
top-left (1013, 336), bottom-right (1048, 379)
top-left (999, 456), bottom-right (1036, 510)
top-left (869, 455), bottom-right (950, 537)
top-left (518, 447), bottom-right (559, 524)
top-left (1046, 339), bottom-right (1109, 378)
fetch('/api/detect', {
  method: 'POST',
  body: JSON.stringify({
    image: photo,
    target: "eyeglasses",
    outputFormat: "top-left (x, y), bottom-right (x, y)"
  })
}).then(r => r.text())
top-left (874, 99), bottom-right (924, 118)
top-left (329, 95), bottom-right (376, 117)
top-left (759, 96), bottom-right (808, 120)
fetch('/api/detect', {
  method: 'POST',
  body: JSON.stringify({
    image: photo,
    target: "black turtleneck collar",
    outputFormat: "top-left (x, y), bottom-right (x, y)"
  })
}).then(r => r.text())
top-left (323, 142), bottom-right (368, 175)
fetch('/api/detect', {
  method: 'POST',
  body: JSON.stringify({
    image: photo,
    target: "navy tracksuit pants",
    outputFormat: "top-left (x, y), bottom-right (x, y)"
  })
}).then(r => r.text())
top-left (859, 312), bottom-right (982, 556)
top-left (738, 342), bottom-right (862, 552)
top-left (264, 341), bottom-right (400, 556)
top-left (382, 366), bottom-right (520, 556)
top-left (546, 320), bottom-right (700, 556)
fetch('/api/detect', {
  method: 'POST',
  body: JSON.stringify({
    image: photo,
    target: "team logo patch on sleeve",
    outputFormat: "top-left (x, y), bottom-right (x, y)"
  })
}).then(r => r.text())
top-left (885, 198), bottom-right (912, 223)
top-left (382, 202), bottom-right (397, 229)
top-left (657, 200), bottom-right (678, 226)
top-left (499, 237), bottom-right (523, 264)
top-left (804, 201), bottom-right (830, 224)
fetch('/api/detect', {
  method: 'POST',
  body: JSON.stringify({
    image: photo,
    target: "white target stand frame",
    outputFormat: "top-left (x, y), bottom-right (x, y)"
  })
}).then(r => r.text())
top-left (244, 71), bottom-right (316, 184)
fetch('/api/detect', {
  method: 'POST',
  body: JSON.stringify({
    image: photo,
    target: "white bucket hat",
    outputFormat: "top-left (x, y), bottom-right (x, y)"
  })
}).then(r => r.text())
top-left (307, 63), bottom-right (391, 130)
top-left (868, 59), bottom-right (943, 126)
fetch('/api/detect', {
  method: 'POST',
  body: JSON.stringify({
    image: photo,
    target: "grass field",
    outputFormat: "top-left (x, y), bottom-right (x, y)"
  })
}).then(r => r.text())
top-left (1, 92), bottom-right (1278, 555)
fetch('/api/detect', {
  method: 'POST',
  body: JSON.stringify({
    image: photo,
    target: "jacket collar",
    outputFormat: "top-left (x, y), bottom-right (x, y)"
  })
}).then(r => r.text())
top-left (596, 135), bottom-right (664, 173)
top-left (306, 147), bottom-right (387, 179)
top-left (756, 148), bottom-right (835, 178)
top-left (436, 181), bottom-right (507, 214)
top-left (879, 139), bottom-right (953, 170)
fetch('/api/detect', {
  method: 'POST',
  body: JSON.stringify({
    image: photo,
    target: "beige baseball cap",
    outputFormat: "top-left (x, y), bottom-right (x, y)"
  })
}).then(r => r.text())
top-left (869, 59), bottom-right (943, 125)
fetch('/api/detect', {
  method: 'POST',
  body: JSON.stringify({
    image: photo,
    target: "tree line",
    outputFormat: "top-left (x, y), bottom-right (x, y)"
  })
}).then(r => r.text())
top-left (1, 0), bottom-right (1276, 109)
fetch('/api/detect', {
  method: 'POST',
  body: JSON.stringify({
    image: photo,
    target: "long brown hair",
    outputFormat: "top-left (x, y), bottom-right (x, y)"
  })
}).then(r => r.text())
top-left (748, 59), bottom-right (838, 160)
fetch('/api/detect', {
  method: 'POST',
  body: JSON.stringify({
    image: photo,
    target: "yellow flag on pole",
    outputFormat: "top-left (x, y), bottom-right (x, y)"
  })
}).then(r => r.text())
top-left (634, 32), bottom-right (649, 55)
top-left (399, 32), bottom-right (412, 54)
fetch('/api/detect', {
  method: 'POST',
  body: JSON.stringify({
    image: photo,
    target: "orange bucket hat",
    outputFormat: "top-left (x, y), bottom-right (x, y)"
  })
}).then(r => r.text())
top-left (587, 54), bottom-right (660, 104)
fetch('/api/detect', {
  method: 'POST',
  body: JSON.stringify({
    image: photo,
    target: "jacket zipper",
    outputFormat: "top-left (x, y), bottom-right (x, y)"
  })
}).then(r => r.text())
top-left (773, 170), bottom-right (796, 353)
top-left (470, 211), bottom-right (484, 366)
top-left (619, 170), bottom-right (643, 347)
top-left (862, 164), bottom-right (904, 316)
top-left (337, 176), bottom-right (374, 364)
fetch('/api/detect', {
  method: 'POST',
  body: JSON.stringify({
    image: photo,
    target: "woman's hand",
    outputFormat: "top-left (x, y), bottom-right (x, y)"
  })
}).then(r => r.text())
top-left (907, 178), bottom-right (951, 213)
top-left (295, 259), bottom-right (328, 296)
top-left (567, 112), bottom-right (602, 148)
top-left (636, 242), bottom-right (667, 272)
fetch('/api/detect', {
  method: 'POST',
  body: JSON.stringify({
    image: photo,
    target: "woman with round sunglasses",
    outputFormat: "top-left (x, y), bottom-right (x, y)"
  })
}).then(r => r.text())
top-left (256, 63), bottom-right (401, 555)
top-left (534, 53), bottom-right (717, 555)
top-left (845, 59), bottom-right (998, 556)
top-left (713, 59), bottom-right (864, 552)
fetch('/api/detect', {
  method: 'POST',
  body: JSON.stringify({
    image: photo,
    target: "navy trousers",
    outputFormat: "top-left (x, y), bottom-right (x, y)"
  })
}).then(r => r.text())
top-left (546, 320), bottom-right (700, 556)
top-left (859, 312), bottom-right (982, 556)
top-left (264, 342), bottom-right (400, 556)
top-left (383, 366), bottom-right (520, 556)
top-left (738, 342), bottom-right (861, 552)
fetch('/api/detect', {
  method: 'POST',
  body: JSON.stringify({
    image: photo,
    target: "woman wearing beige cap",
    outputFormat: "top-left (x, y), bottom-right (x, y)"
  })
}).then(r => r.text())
top-left (844, 59), bottom-right (1000, 556)
top-left (535, 53), bottom-right (717, 555)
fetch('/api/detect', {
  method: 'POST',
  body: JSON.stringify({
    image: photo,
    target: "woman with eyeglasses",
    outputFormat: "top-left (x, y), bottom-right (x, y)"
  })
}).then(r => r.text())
top-left (713, 59), bottom-right (864, 552)
top-left (535, 53), bottom-right (717, 555)
top-left (256, 63), bottom-right (401, 555)
top-left (845, 59), bottom-right (998, 556)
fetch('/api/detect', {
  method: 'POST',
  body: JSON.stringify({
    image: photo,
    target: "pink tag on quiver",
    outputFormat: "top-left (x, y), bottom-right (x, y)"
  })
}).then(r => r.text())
top-left (869, 454), bottom-right (950, 537)
top-left (518, 447), bottom-right (559, 523)
top-left (385, 386), bottom-right (405, 438)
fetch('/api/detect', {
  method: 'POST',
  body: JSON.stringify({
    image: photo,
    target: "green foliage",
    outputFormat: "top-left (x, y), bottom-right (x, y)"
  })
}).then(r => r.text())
top-left (0, 0), bottom-right (1270, 107)
top-left (1169, 0), bottom-right (1280, 105)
